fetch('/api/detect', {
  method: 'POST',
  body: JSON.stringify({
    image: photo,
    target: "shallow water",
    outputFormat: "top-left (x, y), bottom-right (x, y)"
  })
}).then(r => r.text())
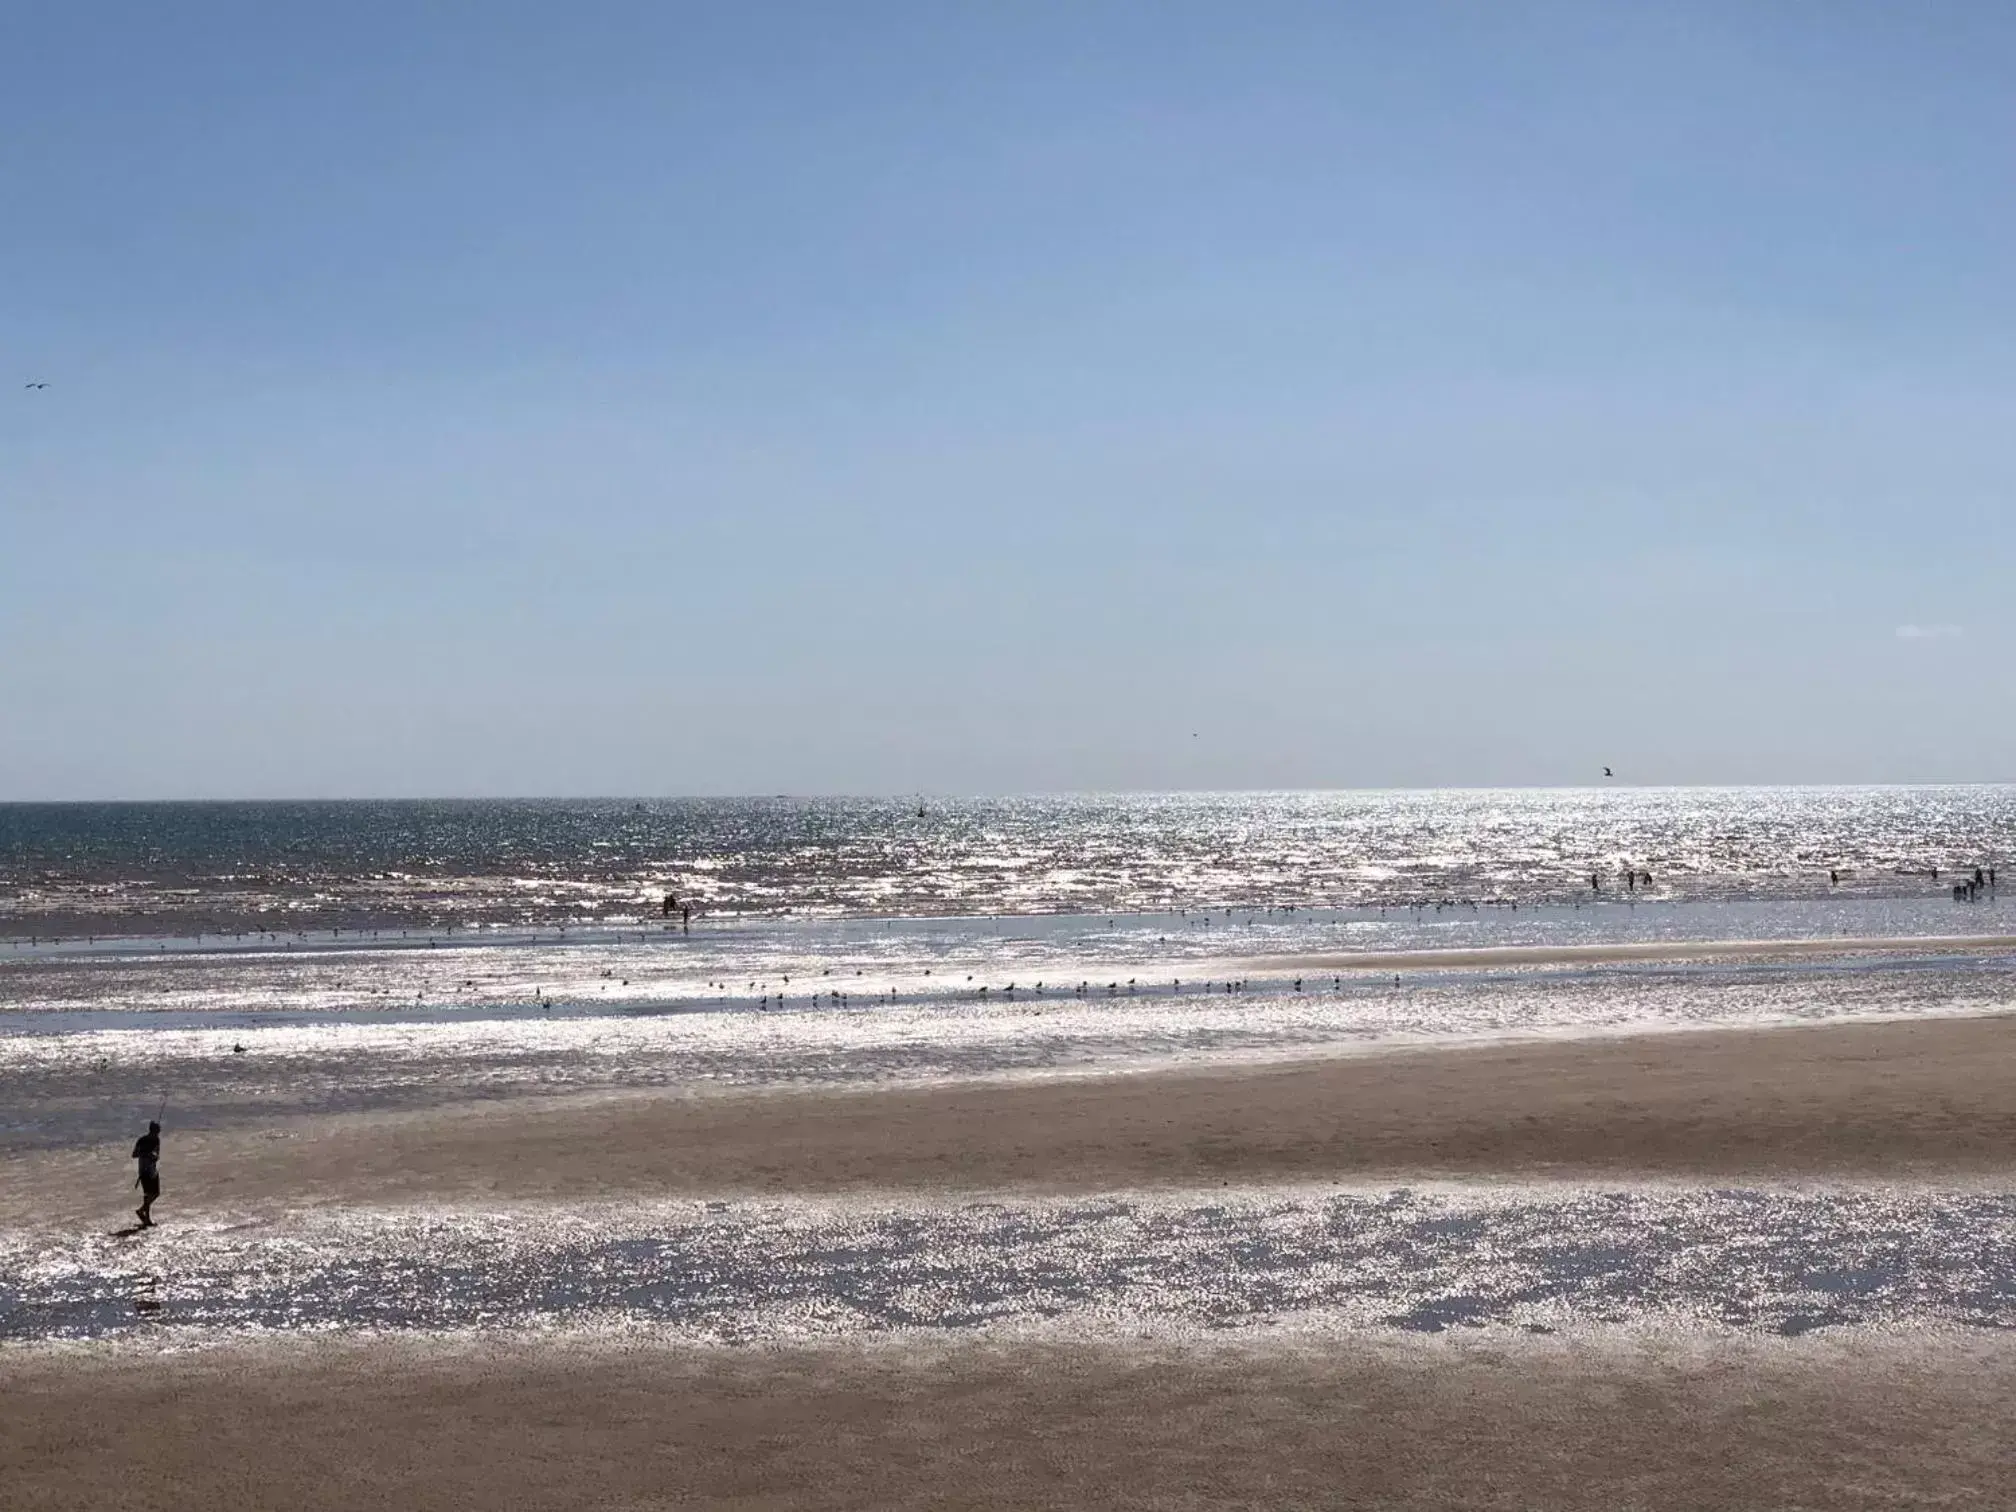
top-left (6, 808), bottom-right (2007, 1149)
top-left (6, 893), bottom-right (2008, 1010)
top-left (8, 1186), bottom-right (2016, 1345)
top-left (5, 942), bottom-right (2014, 1151)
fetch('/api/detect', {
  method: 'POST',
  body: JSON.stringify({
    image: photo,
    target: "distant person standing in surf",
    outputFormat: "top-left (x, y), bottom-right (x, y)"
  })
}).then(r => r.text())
top-left (132, 1120), bottom-right (161, 1228)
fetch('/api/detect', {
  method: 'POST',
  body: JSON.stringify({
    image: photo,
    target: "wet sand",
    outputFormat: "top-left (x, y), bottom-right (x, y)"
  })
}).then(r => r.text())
top-left (13, 1014), bottom-right (2016, 1507)
top-left (1233, 932), bottom-right (2016, 974)
top-left (10, 1011), bottom-right (2016, 1228)
top-left (7, 1332), bottom-right (2016, 1510)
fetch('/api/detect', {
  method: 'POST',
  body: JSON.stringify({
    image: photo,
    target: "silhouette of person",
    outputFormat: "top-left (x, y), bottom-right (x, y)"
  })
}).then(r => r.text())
top-left (662, 893), bottom-right (677, 918)
top-left (132, 1121), bottom-right (161, 1228)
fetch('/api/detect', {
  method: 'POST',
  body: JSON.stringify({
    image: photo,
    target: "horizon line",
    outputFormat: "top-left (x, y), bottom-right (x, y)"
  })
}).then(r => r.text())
top-left (4, 780), bottom-right (2015, 806)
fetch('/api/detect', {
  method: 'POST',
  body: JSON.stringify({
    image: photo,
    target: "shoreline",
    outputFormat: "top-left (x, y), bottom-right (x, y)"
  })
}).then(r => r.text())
top-left (7, 912), bottom-right (2012, 961)
top-left (1225, 931), bottom-right (2016, 975)
top-left (5, 928), bottom-right (2013, 1022)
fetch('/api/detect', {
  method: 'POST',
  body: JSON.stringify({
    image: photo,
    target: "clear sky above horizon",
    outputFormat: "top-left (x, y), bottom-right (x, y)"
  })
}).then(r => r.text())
top-left (4, 2), bottom-right (2012, 799)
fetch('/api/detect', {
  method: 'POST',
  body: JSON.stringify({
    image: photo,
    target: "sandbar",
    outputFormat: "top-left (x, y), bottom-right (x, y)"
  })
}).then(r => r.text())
top-left (10, 1011), bottom-right (2016, 1228)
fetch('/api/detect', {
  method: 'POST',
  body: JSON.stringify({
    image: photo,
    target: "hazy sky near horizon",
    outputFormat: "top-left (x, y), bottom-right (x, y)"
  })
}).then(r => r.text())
top-left (4, 2), bottom-right (2012, 799)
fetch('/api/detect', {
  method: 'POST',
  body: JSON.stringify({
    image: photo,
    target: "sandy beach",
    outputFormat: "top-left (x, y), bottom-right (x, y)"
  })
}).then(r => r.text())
top-left (10, 1011), bottom-right (2016, 1506)
top-left (10, 1331), bottom-right (2016, 1510)
top-left (9, 1011), bottom-right (2016, 1228)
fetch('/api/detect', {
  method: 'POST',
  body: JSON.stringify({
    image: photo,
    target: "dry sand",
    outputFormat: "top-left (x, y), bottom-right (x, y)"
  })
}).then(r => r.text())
top-left (8, 1331), bottom-right (2016, 1510)
top-left (11, 1011), bottom-right (2016, 1228)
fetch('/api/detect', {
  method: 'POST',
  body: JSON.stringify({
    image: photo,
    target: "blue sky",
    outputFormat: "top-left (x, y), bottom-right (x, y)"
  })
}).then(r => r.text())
top-left (3, 2), bottom-right (2011, 797)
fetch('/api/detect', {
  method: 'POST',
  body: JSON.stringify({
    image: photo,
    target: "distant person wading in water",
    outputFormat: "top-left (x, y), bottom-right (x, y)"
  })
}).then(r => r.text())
top-left (132, 1121), bottom-right (161, 1228)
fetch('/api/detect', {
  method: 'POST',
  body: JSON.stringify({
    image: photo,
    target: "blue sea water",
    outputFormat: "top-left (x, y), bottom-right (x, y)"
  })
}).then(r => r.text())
top-left (3, 786), bottom-right (2012, 939)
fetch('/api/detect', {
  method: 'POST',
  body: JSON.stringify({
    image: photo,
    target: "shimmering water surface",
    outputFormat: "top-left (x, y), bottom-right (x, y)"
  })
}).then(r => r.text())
top-left (4, 791), bottom-right (2012, 1348)
top-left (6, 946), bottom-right (2015, 1151)
top-left (9, 1188), bottom-right (2016, 1344)
top-left (6, 787), bottom-right (2012, 938)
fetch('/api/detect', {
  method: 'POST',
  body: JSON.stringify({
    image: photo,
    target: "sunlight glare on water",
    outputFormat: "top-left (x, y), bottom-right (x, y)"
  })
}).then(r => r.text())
top-left (3, 787), bottom-right (2012, 939)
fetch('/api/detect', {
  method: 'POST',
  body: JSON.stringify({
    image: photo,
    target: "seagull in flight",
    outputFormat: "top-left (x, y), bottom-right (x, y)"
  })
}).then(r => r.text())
top-left (1603, 766), bottom-right (1613, 778)
top-left (23, 382), bottom-right (49, 389)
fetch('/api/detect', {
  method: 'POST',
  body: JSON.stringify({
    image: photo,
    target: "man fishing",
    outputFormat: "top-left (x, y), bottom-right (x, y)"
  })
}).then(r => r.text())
top-left (132, 1120), bottom-right (162, 1228)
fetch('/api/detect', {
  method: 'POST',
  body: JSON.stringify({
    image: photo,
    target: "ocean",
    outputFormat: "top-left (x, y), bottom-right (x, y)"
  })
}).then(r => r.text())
top-left (5, 787), bottom-right (2014, 1344)
top-left (5, 786), bottom-right (2014, 938)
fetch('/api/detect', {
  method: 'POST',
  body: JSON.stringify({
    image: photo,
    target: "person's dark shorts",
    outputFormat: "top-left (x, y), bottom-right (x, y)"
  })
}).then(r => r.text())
top-left (139, 1170), bottom-right (160, 1199)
